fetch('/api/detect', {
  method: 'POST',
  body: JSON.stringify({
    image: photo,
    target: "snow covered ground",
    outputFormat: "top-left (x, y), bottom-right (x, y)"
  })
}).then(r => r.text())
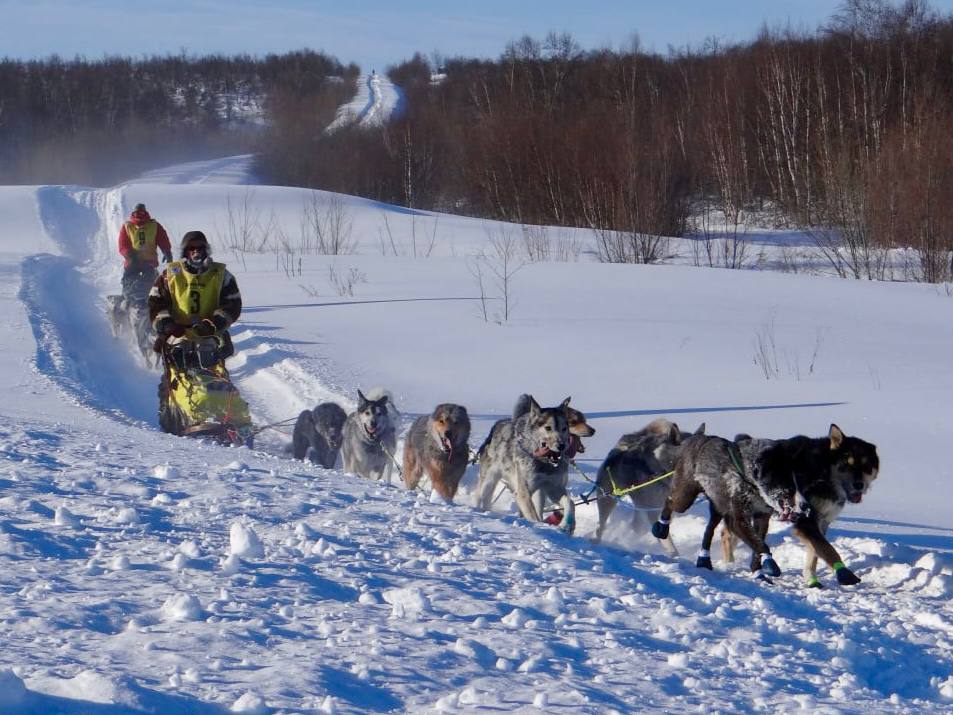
top-left (0, 160), bottom-right (952, 714)
top-left (325, 72), bottom-right (405, 133)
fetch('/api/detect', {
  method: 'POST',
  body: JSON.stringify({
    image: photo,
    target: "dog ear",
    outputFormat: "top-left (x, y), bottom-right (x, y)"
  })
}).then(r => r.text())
top-left (378, 394), bottom-right (389, 406)
top-left (695, 422), bottom-right (706, 435)
top-left (528, 395), bottom-right (542, 417)
top-left (829, 424), bottom-right (844, 450)
top-left (357, 389), bottom-right (368, 409)
top-left (560, 396), bottom-right (572, 408)
top-left (669, 422), bottom-right (681, 444)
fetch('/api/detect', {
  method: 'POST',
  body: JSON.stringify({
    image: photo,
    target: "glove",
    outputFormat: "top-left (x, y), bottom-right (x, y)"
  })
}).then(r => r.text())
top-left (192, 319), bottom-right (217, 338)
top-left (162, 251), bottom-right (173, 264)
top-left (155, 317), bottom-right (185, 338)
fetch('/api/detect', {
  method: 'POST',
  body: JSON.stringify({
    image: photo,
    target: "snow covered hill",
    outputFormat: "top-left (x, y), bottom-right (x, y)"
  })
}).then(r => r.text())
top-left (0, 160), bottom-right (952, 713)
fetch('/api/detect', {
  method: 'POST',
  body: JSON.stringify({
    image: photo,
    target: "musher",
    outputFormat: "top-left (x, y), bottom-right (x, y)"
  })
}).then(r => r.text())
top-left (119, 203), bottom-right (172, 300)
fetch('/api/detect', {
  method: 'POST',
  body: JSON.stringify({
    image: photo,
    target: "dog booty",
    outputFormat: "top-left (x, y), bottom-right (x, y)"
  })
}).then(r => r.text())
top-left (651, 521), bottom-right (670, 539)
top-left (762, 555), bottom-right (781, 578)
top-left (429, 488), bottom-right (451, 506)
top-left (696, 555), bottom-right (713, 570)
top-left (559, 512), bottom-right (575, 536)
top-left (834, 562), bottom-right (861, 586)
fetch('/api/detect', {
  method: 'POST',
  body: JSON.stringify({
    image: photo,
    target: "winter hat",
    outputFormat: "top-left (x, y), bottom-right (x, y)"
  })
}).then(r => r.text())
top-left (130, 203), bottom-right (151, 222)
top-left (179, 230), bottom-right (210, 257)
top-left (180, 230), bottom-right (212, 273)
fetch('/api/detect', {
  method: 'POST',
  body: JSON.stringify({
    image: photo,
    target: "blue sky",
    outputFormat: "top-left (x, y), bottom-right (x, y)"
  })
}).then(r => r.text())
top-left (4, 0), bottom-right (953, 71)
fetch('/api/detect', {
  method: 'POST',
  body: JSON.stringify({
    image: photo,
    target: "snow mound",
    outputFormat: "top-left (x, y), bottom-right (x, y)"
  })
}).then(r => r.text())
top-left (229, 521), bottom-right (265, 558)
top-left (31, 670), bottom-right (142, 707)
top-left (383, 586), bottom-right (431, 619)
top-left (161, 593), bottom-right (204, 622)
top-left (54, 505), bottom-right (81, 528)
top-left (153, 464), bottom-right (180, 480)
top-left (232, 690), bottom-right (268, 713)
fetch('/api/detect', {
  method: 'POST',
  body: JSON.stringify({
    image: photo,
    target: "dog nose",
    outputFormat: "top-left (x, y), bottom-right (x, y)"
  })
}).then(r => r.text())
top-left (853, 481), bottom-right (865, 492)
top-left (444, 430), bottom-right (453, 442)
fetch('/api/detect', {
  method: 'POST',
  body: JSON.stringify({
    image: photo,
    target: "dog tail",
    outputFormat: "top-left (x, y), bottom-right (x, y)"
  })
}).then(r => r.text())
top-left (478, 419), bottom-right (505, 459)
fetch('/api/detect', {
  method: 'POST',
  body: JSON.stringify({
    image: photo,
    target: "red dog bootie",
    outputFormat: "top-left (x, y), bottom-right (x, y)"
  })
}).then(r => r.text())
top-left (544, 509), bottom-right (564, 526)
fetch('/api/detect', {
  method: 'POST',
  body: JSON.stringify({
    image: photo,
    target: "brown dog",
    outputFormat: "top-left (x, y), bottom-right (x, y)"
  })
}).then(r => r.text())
top-left (403, 404), bottom-right (472, 504)
top-left (565, 402), bottom-right (596, 459)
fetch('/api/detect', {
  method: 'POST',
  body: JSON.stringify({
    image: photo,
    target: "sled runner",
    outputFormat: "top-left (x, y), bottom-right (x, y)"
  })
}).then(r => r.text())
top-left (157, 333), bottom-right (253, 447)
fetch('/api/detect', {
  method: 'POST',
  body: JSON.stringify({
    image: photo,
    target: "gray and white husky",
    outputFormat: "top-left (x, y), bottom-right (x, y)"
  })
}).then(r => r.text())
top-left (474, 394), bottom-right (575, 534)
top-left (592, 418), bottom-right (700, 555)
top-left (292, 402), bottom-right (348, 468)
top-left (341, 389), bottom-right (399, 482)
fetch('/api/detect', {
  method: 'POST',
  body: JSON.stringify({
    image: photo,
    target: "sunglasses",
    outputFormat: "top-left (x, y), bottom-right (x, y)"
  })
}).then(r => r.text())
top-left (185, 244), bottom-right (207, 254)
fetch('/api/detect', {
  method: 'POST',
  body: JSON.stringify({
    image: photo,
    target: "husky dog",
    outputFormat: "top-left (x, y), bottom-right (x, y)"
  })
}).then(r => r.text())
top-left (292, 402), bottom-right (348, 468)
top-left (402, 403), bottom-right (471, 504)
top-left (653, 424), bottom-right (878, 586)
top-left (106, 294), bottom-right (127, 338)
top-left (513, 394), bottom-right (595, 459)
top-left (720, 426), bottom-right (879, 587)
top-left (651, 430), bottom-right (784, 580)
top-left (592, 419), bottom-right (700, 555)
top-left (341, 389), bottom-right (399, 482)
top-left (475, 395), bottom-right (574, 533)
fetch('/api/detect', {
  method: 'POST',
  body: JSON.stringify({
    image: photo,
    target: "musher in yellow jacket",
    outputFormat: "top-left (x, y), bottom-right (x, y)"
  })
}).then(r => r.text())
top-left (149, 230), bottom-right (242, 342)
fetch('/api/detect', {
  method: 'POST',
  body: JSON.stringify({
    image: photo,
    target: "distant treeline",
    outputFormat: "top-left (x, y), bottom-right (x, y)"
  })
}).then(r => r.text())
top-left (0, 50), bottom-right (358, 185)
top-left (277, 0), bottom-right (953, 281)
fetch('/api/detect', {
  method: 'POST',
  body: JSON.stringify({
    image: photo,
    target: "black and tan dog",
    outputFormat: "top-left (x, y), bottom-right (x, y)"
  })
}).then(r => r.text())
top-left (653, 424), bottom-right (879, 587)
top-left (564, 401), bottom-right (596, 460)
top-left (402, 403), bottom-right (471, 504)
top-left (720, 426), bottom-right (880, 587)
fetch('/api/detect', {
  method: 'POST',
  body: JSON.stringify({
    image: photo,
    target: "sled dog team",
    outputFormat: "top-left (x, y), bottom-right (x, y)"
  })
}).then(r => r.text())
top-left (293, 390), bottom-right (880, 588)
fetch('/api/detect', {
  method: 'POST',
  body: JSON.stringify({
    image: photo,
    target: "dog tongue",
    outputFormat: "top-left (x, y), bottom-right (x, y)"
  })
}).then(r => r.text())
top-left (533, 446), bottom-right (553, 459)
top-left (848, 493), bottom-right (863, 503)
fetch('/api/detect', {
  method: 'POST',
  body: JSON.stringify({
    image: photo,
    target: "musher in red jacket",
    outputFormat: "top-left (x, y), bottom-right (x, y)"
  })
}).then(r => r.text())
top-left (118, 203), bottom-right (173, 299)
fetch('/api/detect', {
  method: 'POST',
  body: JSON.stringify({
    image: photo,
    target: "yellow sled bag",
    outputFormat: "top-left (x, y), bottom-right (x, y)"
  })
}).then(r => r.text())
top-left (169, 367), bottom-right (251, 431)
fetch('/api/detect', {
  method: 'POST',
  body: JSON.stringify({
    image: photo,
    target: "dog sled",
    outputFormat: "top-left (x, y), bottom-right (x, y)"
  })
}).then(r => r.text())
top-left (157, 332), bottom-right (253, 447)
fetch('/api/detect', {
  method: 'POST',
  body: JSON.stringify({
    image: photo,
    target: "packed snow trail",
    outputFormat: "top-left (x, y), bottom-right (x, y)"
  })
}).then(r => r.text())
top-left (326, 72), bottom-right (405, 133)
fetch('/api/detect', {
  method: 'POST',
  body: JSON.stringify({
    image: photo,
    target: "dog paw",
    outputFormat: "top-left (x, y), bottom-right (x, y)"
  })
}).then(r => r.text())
top-left (559, 516), bottom-right (576, 536)
top-left (695, 555), bottom-right (713, 570)
top-left (806, 577), bottom-right (824, 589)
top-left (762, 556), bottom-right (782, 577)
top-left (429, 489), bottom-right (451, 505)
top-left (835, 565), bottom-right (861, 586)
top-left (651, 521), bottom-right (669, 539)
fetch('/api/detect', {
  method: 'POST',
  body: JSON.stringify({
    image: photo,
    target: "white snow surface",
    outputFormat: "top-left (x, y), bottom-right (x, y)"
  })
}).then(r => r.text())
top-left (326, 72), bottom-right (404, 133)
top-left (0, 158), bottom-right (951, 713)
